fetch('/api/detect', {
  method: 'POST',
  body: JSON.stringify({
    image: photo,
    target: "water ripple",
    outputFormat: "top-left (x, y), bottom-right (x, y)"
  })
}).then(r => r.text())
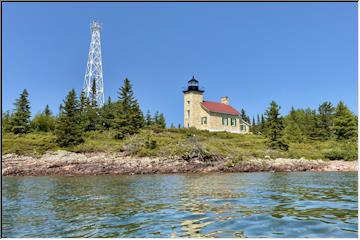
top-left (2, 172), bottom-right (358, 237)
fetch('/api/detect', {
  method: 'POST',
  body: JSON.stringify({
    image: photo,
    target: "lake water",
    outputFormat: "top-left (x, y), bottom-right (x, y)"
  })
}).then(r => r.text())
top-left (2, 172), bottom-right (358, 238)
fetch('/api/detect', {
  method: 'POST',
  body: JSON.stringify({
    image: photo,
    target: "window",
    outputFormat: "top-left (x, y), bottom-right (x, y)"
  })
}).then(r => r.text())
top-left (187, 110), bottom-right (190, 117)
top-left (240, 124), bottom-right (246, 131)
top-left (231, 118), bottom-right (236, 126)
top-left (187, 101), bottom-right (190, 105)
top-left (222, 116), bottom-right (228, 125)
top-left (201, 117), bottom-right (207, 125)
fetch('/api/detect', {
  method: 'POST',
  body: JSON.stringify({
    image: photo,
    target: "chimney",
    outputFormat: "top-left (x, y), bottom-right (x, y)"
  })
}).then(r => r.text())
top-left (221, 96), bottom-right (229, 105)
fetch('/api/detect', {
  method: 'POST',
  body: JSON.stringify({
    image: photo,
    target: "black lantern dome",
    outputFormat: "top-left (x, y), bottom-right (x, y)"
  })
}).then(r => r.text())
top-left (183, 76), bottom-right (204, 93)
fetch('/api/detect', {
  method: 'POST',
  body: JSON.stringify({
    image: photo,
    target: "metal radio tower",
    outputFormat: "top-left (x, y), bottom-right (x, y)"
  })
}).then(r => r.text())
top-left (83, 20), bottom-right (104, 107)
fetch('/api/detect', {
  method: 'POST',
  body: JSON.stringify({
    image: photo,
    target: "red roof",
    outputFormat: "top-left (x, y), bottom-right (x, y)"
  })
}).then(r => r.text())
top-left (201, 101), bottom-right (240, 116)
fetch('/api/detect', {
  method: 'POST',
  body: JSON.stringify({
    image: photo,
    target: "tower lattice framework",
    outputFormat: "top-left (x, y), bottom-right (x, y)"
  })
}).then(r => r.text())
top-left (83, 20), bottom-right (104, 107)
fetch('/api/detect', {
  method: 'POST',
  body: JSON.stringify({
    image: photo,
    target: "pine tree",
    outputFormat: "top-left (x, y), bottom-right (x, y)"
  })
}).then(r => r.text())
top-left (315, 101), bottom-right (334, 140)
top-left (114, 78), bottom-right (144, 137)
top-left (44, 104), bottom-right (52, 117)
top-left (83, 79), bottom-right (100, 131)
top-left (55, 89), bottom-right (84, 146)
top-left (240, 108), bottom-right (250, 123)
top-left (333, 101), bottom-right (357, 140)
top-left (2, 111), bottom-right (12, 133)
top-left (259, 114), bottom-right (265, 135)
top-left (79, 90), bottom-right (86, 113)
top-left (251, 116), bottom-right (256, 133)
top-left (154, 111), bottom-right (159, 124)
top-left (145, 110), bottom-right (152, 127)
top-left (59, 104), bottom-right (63, 117)
top-left (100, 96), bottom-right (115, 130)
top-left (264, 101), bottom-right (288, 150)
top-left (11, 89), bottom-right (31, 134)
top-left (170, 123), bottom-right (175, 128)
top-left (283, 118), bottom-right (304, 143)
top-left (178, 123), bottom-right (181, 129)
top-left (158, 113), bottom-right (166, 129)
top-left (131, 101), bottom-right (145, 129)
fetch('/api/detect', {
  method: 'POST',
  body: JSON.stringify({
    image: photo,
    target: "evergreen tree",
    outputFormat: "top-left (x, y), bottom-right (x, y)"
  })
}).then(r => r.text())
top-left (251, 116), bottom-right (256, 134)
top-left (315, 101), bottom-right (334, 140)
top-left (158, 113), bottom-right (166, 129)
top-left (31, 105), bottom-right (55, 132)
top-left (170, 123), bottom-right (175, 128)
top-left (80, 97), bottom-right (91, 131)
top-left (11, 89), bottom-right (31, 134)
top-left (55, 89), bottom-right (83, 146)
top-left (154, 111), bottom-right (159, 124)
top-left (283, 118), bottom-right (304, 143)
top-left (259, 114), bottom-right (265, 134)
top-left (240, 108), bottom-right (250, 123)
top-left (131, 101), bottom-right (145, 129)
top-left (44, 104), bottom-right (52, 117)
top-left (333, 101), bottom-right (357, 140)
top-left (79, 90), bottom-right (86, 113)
top-left (114, 78), bottom-right (144, 137)
top-left (2, 111), bottom-right (12, 133)
top-left (178, 123), bottom-right (181, 129)
top-left (59, 104), bottom-right (63, 117)
top-left (82, 79), bottom-right (100, 131)
top-left (145, 110), bottom-right (152, 127)
top-left (264, 101), bottom-right (288, 150)
top-left (100, 96), bottom-right (115, 130)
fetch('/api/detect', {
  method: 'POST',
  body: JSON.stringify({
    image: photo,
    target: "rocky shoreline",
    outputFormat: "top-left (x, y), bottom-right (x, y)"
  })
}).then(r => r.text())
top-left (2, 150), bottom-right (358, 176)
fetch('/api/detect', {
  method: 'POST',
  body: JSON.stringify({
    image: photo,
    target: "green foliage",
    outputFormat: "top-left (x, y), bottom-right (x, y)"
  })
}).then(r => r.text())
top-left (80, 91), bottom-right (86, 113)
top-left (11, 89), bottom-right (31, 134)
top-left (2, 111), bottom-right (13, 133)
top-left (333, 101), bottom-right (357, 140)
top-left (2, 132), bottom-right (58, 157)
top-left (251, 116), bottom-right (256, 133)
top-left (30, 107), bottom-right (56, 132)
top-left (2, 129), bottom-right (358, 161)
top-left (282, 119), bottom-right (304, 143)
top-left (91, 78), bottom-right (97, 108)
top-left (314, 101), bottom-right (334, 140)
top-left (55, 89), bottom-right (84, 147)
top-left (264, 101), bottom-right (288, 150)
top-left (145, 110), bottom-right (152, 127)
top-left (157, 113), bottom-right (166, 129)
top-left (240, 108), bottom-right (250, 123)
top-left (113, 78), bottom-right (144, 136)
top-left (321, 141), bottom-right (358, 161)
top-left (44, 104), bottom-right (52, 117)
top-left (100, 97), bottom-right (116, 130)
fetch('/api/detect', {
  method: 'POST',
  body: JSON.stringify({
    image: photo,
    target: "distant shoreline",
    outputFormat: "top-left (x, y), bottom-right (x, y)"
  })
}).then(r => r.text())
top-left (2, 150), bottom-right (357, 176)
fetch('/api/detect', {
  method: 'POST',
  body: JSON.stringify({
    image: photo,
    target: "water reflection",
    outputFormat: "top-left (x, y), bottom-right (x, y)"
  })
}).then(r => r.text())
top-left (2, 172), bottom-right (358, 238)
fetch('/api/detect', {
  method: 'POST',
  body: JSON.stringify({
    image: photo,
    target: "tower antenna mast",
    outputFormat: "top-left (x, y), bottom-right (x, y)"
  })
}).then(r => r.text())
top-left (83, 20), bottom-right (104, 107)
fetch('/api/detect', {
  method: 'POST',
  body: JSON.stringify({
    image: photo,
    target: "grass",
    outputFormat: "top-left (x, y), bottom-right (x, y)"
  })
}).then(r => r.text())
top-left (2, 128), bottom-right (358, 160)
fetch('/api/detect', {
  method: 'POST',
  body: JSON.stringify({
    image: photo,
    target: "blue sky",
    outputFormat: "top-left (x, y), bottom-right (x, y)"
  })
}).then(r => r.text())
top-left (2, 2), bottom-right (358, 126)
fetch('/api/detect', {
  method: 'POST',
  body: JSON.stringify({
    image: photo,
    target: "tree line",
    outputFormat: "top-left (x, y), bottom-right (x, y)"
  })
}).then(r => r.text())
top-left (2, 78), bottom-right (166, 146)
top-left (247, 100), bottom-right (358, 150)
top-left (3, 82), bottom-right (357, 151)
